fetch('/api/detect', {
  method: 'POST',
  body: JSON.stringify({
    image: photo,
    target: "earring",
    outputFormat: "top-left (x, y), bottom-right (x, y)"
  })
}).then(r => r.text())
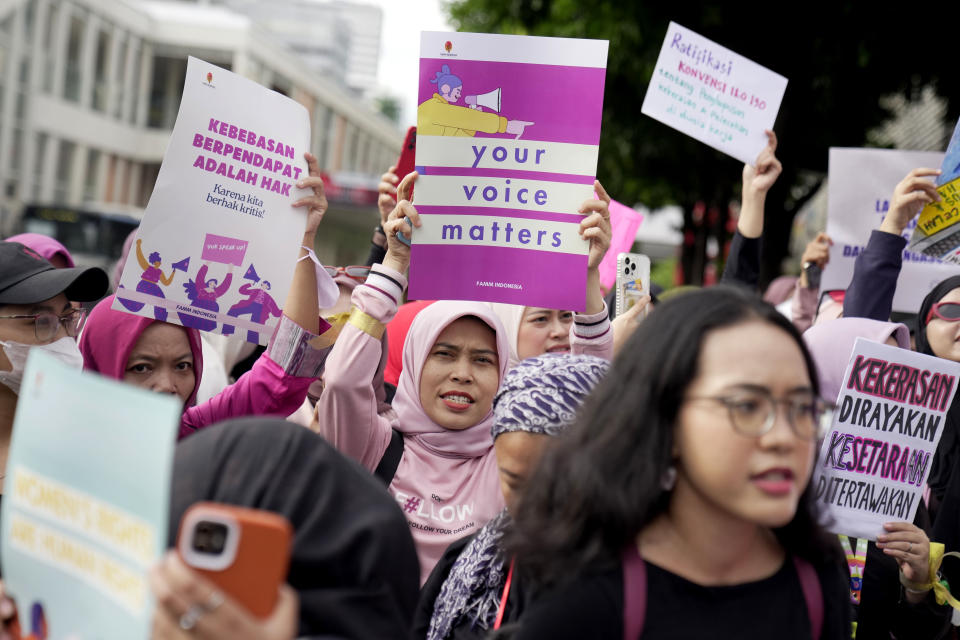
top-left (660, 465), bottom-right (677, 491)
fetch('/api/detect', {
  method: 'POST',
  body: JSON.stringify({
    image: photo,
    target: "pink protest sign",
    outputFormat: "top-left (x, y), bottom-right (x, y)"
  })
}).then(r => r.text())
top-left (598, 199), bottom-right (644, 291)
top-left (410, 32), bottom-right (608, 311)
top-left (201, 233), bottom-right (249, 266)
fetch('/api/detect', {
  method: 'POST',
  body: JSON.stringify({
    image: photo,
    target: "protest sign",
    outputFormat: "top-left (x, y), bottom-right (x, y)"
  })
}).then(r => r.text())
top-left (822, 148), bottom-right (954, 312)
top-left (113, 56), bottom-right (311, 345)
top-left (813, 338), bottom-right (959, 540)
top-left (908, 118), bottom-right (960, 264)
top-left (410, 31), bottom-right (608, 310)
top-left (640, 22), bottom-right (787, 166)
top-left (599, 199), bottom-right (644, 291)
top-left (1, 351), bottom-right (180, 639)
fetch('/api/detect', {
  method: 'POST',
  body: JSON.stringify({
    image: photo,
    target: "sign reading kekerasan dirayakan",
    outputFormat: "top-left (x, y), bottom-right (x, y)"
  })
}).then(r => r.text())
top-left (113, 57), bottom-right (311, 345)
top-left (813, 338), bottom-right (960, 540)
top-left (641, 22), bottom-right (787, 166)
top-left (411, 31), bottom-right (609, 311)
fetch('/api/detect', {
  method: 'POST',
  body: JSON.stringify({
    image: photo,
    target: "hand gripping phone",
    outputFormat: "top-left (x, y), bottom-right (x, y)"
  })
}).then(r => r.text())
top-left (615, 252), bottom-right (651, 318)
top-left (177, 502), bottom-right (293, 618)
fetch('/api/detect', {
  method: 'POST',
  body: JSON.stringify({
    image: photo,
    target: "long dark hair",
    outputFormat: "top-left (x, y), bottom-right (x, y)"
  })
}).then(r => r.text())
top-left (506, 286), bottom-right (840, 586)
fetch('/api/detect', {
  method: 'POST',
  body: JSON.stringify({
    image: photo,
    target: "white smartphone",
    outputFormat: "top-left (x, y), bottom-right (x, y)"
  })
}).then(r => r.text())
top-left (615, 252), bottom-right (651, 318)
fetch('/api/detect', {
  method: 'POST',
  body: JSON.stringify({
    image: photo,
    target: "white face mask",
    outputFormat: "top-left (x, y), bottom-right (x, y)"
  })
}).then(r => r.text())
top-left (0, 337), bottom-right (84, 395)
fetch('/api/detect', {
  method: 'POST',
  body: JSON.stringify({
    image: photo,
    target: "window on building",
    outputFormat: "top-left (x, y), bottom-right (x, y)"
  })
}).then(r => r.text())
top-left (64, 14), bottom-right (84, 102)
top-left (148, 57), bottom-right (186, 129)
top-left (93, 28), bottom-right (110, 112)
top-left (9, 127), bottom-right (22, 172)
top-left (114, 36), bottom-right (127, 119)
top-left (129, 43), bottom-right (141, 124)
top-left (42, 2), bottom-right (59, 93)
top-left (31, 132), bottom-right (47, 200)
top-left (83, 148), bottom-right (100, 201)
top-left (54, 140), bottom-right (74, 203)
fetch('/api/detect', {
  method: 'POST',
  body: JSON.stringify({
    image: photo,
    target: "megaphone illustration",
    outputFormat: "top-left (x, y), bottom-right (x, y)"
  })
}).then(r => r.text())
top-left (465, 88), bottom-right (501, 112)
top-left (171, 257), bottom-right (191, 272)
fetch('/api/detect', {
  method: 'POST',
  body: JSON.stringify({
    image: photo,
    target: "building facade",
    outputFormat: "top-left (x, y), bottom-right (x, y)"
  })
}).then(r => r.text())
top-left (0, 0), bottom-right (401, 248)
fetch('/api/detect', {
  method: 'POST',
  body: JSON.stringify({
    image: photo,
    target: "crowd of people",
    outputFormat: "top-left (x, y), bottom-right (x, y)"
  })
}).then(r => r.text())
top-left (2, 123), bottom-right (960, 639)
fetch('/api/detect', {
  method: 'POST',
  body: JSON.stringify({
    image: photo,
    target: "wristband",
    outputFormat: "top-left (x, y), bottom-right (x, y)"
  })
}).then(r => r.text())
top-left (347, 307), bottom-right (385, 340)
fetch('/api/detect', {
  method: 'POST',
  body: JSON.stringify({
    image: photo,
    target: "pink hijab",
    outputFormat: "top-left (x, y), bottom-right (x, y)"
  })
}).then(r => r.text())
top-left (803, 317), bottom-right (910, 403)
top-left (391, 301), bottom-right (509, 458)
top-left (79, 295), bottom-right (204, 409)
top-left (488, 303), bottom-right (525, 369)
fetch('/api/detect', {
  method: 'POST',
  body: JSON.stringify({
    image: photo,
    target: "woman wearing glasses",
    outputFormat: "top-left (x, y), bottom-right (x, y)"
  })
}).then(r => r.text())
top-left (506, 286), bottom-right (849, 639)
top-left (0, 240), bottom-right (109, 443)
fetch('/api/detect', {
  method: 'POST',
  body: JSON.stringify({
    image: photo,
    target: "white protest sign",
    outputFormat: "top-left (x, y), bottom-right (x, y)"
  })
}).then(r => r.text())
top-left (822, 148), bottom-right (955, 312)
top-left (813, 338), bottom-right (960, 539)
top-left (113, 57), bottom-right (311, 345)
top-left (640, 22), bottom-right (787, 165)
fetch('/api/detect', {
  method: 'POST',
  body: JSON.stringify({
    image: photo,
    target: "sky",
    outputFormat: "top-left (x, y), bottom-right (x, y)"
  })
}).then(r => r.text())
top-left (352, 0), bottom-right (456, 126)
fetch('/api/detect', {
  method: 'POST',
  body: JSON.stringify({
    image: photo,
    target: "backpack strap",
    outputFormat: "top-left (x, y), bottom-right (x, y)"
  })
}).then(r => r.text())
top-left (792, 556), bottom-right (823, 640)
top-left (373, 428), bottom-right (404, 485)
top-left (621, 544), bottom-right (647, 640)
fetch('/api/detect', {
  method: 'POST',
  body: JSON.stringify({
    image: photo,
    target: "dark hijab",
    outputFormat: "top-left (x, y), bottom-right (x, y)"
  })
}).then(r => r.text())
top-left (916, 276), bottom-right (960, 500)
top-left (169, 417), bottom-right (420, 639)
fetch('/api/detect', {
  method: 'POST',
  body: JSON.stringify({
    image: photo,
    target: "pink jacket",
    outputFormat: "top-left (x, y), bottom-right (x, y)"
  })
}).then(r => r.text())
top-left (80, 295), bottom-right (330, 439)
top-left (316, 266), bottom-right (512, 583)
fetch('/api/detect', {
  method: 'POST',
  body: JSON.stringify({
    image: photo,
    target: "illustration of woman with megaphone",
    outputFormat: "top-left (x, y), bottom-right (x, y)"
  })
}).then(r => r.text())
top-left (124, 238), bottom-right (176, 321)
top-left (417, 64), bottom-right (533, 138)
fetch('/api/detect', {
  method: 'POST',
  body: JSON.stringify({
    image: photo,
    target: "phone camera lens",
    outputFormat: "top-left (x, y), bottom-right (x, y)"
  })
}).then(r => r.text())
top-left (192, 521), bottom-right (229, 554)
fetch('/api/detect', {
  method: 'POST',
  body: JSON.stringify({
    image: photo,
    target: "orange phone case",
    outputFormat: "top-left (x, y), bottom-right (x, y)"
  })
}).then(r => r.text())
top-left (176, 502), bottom-right (293, 618)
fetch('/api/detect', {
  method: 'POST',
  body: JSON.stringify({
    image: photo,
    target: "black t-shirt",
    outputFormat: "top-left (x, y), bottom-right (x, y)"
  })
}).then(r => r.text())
top-left (513, 557), bottom-right (851, 640)
top-left (413, 534), bottom-right (532, 640)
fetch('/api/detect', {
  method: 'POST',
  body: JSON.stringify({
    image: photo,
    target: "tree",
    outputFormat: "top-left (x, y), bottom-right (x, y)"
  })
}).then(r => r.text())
top-left (446, 0), bottom-right (960, 285)
top-left (375, 95), bottom-right (402, 124)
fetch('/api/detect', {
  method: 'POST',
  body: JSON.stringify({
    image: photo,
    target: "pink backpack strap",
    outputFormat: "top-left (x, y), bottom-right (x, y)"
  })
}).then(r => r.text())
top-left (792, 555), bottom-right (823, 640)
top-left (621, 544), bottom-right (647, 640)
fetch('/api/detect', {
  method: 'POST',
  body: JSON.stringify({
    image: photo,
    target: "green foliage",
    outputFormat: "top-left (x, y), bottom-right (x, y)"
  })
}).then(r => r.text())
top-left (374, 95), bottom-right (402, 123)
top-left (445, 0), bottom-right (960, 283)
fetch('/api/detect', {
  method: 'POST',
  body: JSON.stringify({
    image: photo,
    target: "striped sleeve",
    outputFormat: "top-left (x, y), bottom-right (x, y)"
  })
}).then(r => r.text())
top-left (264, 314), bottom-right (334, 378)
top-left (573, 301), bottom-right (611, 341)
top-left (361, 264), bottom-right (407, 305)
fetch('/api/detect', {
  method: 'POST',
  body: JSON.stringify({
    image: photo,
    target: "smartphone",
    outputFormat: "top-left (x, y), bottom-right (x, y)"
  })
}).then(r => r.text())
top-left (391, 126), bottom-right (417, 202)
top-left (803, 261), bottom-right (822, 290)
top-left (615, 252), bottom-right (651, 318)
top-left (177, 502), bottom-right (293, 619)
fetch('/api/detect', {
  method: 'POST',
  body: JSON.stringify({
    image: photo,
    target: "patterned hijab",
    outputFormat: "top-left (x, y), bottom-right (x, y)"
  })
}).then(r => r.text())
top-left (426, 354), bottom-right (609, 640)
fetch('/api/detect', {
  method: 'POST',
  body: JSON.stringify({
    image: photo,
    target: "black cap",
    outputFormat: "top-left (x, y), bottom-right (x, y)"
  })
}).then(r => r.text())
top-left (0, 241), bottom-right (109, 305)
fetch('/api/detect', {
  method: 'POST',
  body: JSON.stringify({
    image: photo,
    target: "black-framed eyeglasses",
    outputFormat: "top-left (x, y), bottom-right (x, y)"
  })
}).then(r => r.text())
top-left (686, 387), bottom-right (834, 440)
top-left (0, 308), bottom-right (87, 342)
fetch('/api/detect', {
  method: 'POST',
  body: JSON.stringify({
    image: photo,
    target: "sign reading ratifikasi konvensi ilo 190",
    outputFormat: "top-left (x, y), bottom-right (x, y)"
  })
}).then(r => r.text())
top-left (813, 338), bottom-right (960, 540)
top-left (641, 21), bottom-right (787, 166)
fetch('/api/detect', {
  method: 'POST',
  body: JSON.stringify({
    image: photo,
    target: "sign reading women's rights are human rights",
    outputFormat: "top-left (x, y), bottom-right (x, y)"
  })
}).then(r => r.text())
top-left (641, 22), bottom-right (787, 166)
top-left (411, 32), bottom-right (608, 311)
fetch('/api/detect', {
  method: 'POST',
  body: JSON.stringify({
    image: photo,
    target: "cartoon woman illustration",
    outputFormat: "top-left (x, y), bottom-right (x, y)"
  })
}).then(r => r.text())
top-left (221, 278), bottom-right (282, 343)
top-left (416, 64), bottom-right (533, 138)
top-left (179, 262), bottom-right (234, 331)
top-left (117, 239), bottom-right (176, 320)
